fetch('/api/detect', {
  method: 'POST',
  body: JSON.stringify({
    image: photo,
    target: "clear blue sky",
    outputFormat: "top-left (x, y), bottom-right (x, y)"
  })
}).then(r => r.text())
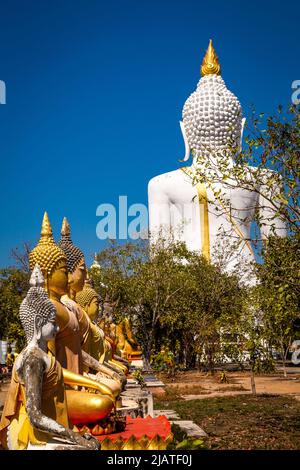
top-left (0, 0), bottom-right (299, 267)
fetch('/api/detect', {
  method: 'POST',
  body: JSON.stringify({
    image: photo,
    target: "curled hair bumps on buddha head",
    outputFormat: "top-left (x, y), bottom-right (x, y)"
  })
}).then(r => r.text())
top-left (76, 277), bottom-right (100, 309)
top-left (182, 39), bottom-right (243, 160)
top-left (19, 264), bottom-right (57, 343)
top-left (29, 212), bottom-right (67, 278)
top-left (58, 217), bottom-right (85, 274)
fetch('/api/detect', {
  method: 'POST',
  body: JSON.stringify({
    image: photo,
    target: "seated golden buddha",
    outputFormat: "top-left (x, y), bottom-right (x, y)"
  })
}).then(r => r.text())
top-left (57, 218), bottom-right (126, 386)
top-left (28, 213), bottom-right (119, 427)
top-left (99, 300), bottom-right (132, 364)
top-left (76, 280), bottom-right (128, 375)
top-left (0, 266), bottom-right (104, 450)
top-left (115, 317), bottom-right (143, 360)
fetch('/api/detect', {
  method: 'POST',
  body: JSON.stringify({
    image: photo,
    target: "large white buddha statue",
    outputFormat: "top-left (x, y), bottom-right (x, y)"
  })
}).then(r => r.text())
top-left (148, 40), bottom-right (286, 277)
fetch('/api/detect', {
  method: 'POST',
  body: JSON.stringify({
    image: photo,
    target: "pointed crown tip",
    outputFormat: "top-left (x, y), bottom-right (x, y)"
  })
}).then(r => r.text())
top-left (40, 212), bottom-right (53, 240)
top-left (201, 39), bottom-right (221, 77)
top-left (61, 217), bottom-right (71, 237)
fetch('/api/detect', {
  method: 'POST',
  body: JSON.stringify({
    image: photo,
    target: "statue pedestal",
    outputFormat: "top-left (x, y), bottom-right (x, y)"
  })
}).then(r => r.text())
top-left (96, 416), bottom-right (173, 450)
top-left (129, 358), bottom-right (143, 368)
top-left (116, 398), bottom-right (140, 419)
top-left (121, 388), bottom-right (154, 418)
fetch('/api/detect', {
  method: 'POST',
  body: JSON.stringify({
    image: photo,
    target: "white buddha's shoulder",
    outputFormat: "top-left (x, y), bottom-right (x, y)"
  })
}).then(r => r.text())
top-left (148, 168), bottom-right (188, 193)
top-left (243, 165), bottom-right (283, 187)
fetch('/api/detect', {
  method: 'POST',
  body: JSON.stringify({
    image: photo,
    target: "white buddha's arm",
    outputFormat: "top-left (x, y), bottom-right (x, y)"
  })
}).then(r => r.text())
top-left (258, 172), bottom-right (287, 239)
top-left (148, 177), bottom-right (171, 242)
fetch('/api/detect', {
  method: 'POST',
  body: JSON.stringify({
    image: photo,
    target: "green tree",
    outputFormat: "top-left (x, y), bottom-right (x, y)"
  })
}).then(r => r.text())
top-left (0, 268), bottom-right (29, 351)
top-left (255, 235), bottom-right (300, 377)
top-left (171, 249), bottom-right (245, 372)
top-left (191, 105), bottom-right (300, 240)
top-left (191, 104), bottom-right (300, 377)
top-left (92, 240), bottom-right (192, 368)
top-left (91, 239), bottom-right (246, 372)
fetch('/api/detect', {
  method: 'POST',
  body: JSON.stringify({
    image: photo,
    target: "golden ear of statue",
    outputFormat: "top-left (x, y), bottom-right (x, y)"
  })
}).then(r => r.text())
top-left (201, 39), bottom-right (221, 77)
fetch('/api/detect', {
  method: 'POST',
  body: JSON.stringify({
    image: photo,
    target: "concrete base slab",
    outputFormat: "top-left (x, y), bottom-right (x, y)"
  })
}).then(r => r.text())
top-left (175, 420), bottom-right (207, 438)
top-left (154, 409), bottom-right (208, 439)
top-left (154, 410), bottom-right (181, 420)
top-left (127, 378), bottom-right (138, 385)
top-left (130, 360), bottom-right (144, 369)
top-left (145, 381), bottom-right (165, 387)
top-left (116, 398), bottom-right (140, 419)
top-left (125, 382), bottom-right (142, 389)
top-left (144, 374), bottom-right (165, 387)
top-left (121, 388), bottom-right (154, 418)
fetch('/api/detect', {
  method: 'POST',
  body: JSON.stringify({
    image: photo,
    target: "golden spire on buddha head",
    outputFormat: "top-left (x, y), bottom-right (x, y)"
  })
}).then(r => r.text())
top-left (58, 217), bottom-right (85, 274)
top-left (29, 212), bottom-right (67, 277)
top-left (201, 39), bottom-right (221, 77)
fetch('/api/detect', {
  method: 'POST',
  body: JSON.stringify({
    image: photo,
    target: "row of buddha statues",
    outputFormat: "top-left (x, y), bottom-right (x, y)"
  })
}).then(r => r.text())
top-left (0, 213), bottom-right (142, 450)
top-left (1, 38), bottom-right (268, 450)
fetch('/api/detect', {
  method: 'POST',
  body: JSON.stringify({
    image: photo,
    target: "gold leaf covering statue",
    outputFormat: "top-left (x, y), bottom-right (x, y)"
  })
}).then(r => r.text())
top-left (97, 295), bottom-right (142, 361)
top-left (76, 278), bottom-right (128, 374)
top-left (28, 213), bottom-right (119, 429)
top-left (57, 217), bottom-right (125, 391)
top-left (0, 265), bottom-right (102, 450)
top-left (89, 255), bottom-right (142, 362)
top-left (115, 317), bottom-right (143, 361)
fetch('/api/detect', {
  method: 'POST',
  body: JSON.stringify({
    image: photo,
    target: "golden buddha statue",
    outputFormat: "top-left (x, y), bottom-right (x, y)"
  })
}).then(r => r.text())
top-left (100, 299), bottom-right (130, 363)
top-left (0, 266), bottom-right (103, 450)
top-left (57, 217), bottom-right (125, 391)
top-left (28, 212), bottom-right (118, 425)
top-left (98, 298), bottom-right (142, 362)
top-left (76, 279), bottom-right (128, 375)
top-left (115, 317), bottom-right (143, 361)
top-left (89, 256), bottom-right (129, 366)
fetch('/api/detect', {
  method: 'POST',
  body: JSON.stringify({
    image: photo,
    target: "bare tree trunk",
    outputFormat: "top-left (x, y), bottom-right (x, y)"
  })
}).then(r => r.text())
top-left (208, 349), bottom-right (215, 375)
top-left (142, 329), bottom-right (156, 373)
top-left (280, 341), bottom-right (288, 378)
top-left (250, 369), bottom-right (257, 396)
top-left (282, 357), bottom-right (287, 378)
top-left (183, 342), bottom-right (188, 369)
top-left (143, 355), bottom-right (152, 372)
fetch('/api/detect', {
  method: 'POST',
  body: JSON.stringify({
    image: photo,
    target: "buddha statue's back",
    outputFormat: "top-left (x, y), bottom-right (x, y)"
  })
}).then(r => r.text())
top-left (148, 40), bottom-right (286, 278)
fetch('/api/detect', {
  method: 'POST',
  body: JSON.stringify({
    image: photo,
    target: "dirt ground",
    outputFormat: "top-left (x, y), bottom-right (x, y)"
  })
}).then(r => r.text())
top-left (1, 369), bottom-right (300, 450)
top-left (158, 367), bottom-right (300, 400)
top-left (155, 368), bottom-right (300, 449)
top-left (1, 368), bottom-right (300, 408)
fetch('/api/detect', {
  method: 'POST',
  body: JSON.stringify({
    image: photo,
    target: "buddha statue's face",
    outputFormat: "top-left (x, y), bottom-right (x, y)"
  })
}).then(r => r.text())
top-left (68, 257), bottom-right (87, 294)
top-left (86, 296), bottom-right (100, 321)
top-left (47, 260), bottom-right (68, 298)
